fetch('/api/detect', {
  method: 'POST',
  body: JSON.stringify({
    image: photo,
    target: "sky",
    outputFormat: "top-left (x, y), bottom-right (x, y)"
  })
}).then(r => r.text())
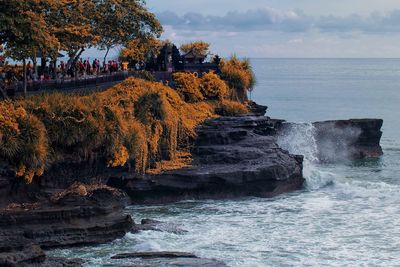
top-left (141, 0), bottom-right (400, 58)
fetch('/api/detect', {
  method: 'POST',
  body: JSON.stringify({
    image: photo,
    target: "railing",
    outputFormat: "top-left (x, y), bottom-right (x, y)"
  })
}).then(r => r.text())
top-left (4, 71), bottom-right (173, 97)
top-left (3, 64), bottom-right (217, 97)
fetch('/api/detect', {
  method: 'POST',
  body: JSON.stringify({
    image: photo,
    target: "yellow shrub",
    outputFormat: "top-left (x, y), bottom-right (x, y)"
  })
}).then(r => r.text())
top-left (0, 77), bottom-right (248, 183)
top-left (200, 71), bottom-right (229, 100)
top-left (219, 56), bottom-right (255, 102)
top-left (0, 102), bottom-right (48, 183)
top-left (173, 72), bottom-right (204, 103)
top-left (217, 100), bottom-right (249, 116)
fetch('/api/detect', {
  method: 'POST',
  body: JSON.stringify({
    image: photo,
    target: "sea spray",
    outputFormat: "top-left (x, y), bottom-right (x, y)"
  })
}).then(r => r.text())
top-left (277, 123), bottom-right (335, 190)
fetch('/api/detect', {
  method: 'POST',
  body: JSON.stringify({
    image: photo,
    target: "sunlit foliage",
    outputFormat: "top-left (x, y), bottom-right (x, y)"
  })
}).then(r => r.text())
top-left (172, 72), bottom-right (204, 103)
top-left (120, 37), bottom-right (162, 62)
top-left (0, 78), bottom-right (223, 183)
top-left (219, 56), bottom-right (256, 102)
top-left (0, 102), bottom-right (48, 183)
top-left (200, 71), bottom-right (229, 100)
top-left (216, 100), bottom-right (249, 116)
top-left (180, 41), bottom-right (210, 57)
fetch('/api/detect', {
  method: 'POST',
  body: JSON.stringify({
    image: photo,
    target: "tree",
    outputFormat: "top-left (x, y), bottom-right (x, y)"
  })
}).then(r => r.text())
top-left (0, 0), bottom-right (60, 97)
top-left (50, 0), bottom-right (99, 70)
top-left (95, 0), bottom-right (163, 65)
top-left (180, 41), bottom-right (210, 57)
top-left (120, 37), bottom-right (162, 63)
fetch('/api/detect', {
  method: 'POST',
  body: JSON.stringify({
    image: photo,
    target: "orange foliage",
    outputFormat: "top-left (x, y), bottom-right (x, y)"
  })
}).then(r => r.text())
top-left (172, 72), bottom-right (204, 102)
top-left (200, 71), bottom-right (229, 100)
top-left (216, 100), bottom-right (249, 116)
top-left (0, 76), bottom-right (249, 183)
top-left (0, 78), bottom-right (218, 183)
top-left (219, 56), bottom-right (256, 102)
top-left (180, 41), bottom-right (210, 57)
top-left (0, 101), bottom-right (48, 183)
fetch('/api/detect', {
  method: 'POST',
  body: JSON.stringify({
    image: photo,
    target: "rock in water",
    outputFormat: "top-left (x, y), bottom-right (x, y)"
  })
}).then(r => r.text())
top-left (109, 116), bottom-right (304, 204)
top-left (111, 251), bottom-right (228, 267)
top-left (312, 119), bottom-right (383, 162)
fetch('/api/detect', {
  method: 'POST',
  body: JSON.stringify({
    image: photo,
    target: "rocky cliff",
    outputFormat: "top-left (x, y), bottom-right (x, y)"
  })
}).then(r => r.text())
top-left (108, 115), bottom-right (305, 204)
top-left (0, 183), bottom-right (132, 266)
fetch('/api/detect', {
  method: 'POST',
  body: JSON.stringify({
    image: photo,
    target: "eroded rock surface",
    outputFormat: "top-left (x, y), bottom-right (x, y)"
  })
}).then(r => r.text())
top-left (109, 115), bottom-right (305, 204)
top-left (0, 183), bottom-right (132, 266)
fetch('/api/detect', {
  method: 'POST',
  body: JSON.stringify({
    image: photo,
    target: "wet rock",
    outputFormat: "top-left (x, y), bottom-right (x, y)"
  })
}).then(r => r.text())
top-left (0, 183), bottom-right (132, 249)
top-left (247, 101), bottom-right (268, 116)
top-left (23, 257), bottom-right (83, 267)
top-left (132, 219), bottom-right (188, 234)
top-left (313, 119), bottom-right (383, 162)
top-left (0, 237), bottom-right (45, 266)
top-left (109, 116), bottom-right (304, 204)
top-left (111, 251), bottom-right (228, 267)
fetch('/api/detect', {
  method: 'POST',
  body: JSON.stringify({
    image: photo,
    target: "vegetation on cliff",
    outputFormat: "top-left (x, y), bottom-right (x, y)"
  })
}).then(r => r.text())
top-left (219, 56), bottom-right (256, 102)
top-left (0, 75), bottom-right (250, 183)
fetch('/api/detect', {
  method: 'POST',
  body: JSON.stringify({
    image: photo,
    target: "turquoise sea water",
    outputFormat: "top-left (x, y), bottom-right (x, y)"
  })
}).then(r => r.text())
top-left (52, 59), bottom-right (400, 266)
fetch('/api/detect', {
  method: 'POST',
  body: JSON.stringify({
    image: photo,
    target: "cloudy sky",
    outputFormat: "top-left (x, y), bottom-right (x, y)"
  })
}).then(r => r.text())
top-left (145, 0), bottom-right (400, 58)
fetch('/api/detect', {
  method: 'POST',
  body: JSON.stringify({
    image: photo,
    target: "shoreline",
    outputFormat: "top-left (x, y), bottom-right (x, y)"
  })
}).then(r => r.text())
top-left (0, 96), bottom-right (383, 265)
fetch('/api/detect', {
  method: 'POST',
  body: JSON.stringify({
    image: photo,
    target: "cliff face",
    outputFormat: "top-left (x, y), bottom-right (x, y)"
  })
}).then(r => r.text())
top-left (108, 115), bottom-right (305, 204)
top-left (0, 184), bottom-right (132, 266)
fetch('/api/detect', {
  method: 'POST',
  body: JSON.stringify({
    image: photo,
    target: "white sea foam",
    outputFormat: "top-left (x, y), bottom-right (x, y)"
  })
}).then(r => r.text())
top-left (277, 123), bottom-right (336, 190)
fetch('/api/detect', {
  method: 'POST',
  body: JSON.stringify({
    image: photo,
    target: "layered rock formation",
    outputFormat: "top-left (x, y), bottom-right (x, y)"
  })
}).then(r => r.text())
top-left (108, 115), bottom-right (305, 204)
top-left (0, 184), bottom-right (132, 266)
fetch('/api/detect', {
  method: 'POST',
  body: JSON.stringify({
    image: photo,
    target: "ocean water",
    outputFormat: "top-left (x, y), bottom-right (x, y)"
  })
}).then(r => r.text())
top-left (51, 59), bottom-right (400, 266)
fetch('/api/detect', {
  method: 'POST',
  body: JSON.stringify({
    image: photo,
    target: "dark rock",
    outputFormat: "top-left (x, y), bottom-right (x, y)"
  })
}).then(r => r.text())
top-left (23, 257), bottom-right (84, 267)
top-left (111, 251), bottom-right (228, 267)
top-left (112, 251), bottom-right (197, 259)
top-left (141, 218), bottom-right (162, 225)
top-left (247, 101), bottom-right (268, 116)
top-left (0, 184), bottom-right (133, 249)
top-left (132, 219), bottom-right (188, 234)
top-left (109, 116), bottom-right (304, 204)
top-left (0, 237), bottom-right (45, 267)
top-left (312, 119), bottom-right (383, 162)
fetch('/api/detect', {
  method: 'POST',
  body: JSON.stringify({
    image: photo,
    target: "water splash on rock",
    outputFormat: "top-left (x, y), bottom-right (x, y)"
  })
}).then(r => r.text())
top-left (277, 123), bottom-right (335, 190)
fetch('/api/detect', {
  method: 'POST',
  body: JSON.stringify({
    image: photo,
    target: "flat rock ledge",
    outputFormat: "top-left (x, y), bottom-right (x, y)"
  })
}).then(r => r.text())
top-left (111, 251), bottom-right (228, 267)
top-left (109, 115), bottom-right (305, 204)
top-left (0, 183), bottom-right (133, 266)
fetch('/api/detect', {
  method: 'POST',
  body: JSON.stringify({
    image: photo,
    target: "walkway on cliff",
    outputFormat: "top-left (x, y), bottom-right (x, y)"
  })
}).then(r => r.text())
top-left (4, 71), bottom-right (173, 98)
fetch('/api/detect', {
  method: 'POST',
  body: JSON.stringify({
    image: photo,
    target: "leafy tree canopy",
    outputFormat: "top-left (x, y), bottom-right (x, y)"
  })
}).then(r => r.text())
top-left (180, 41), bottom-right (210, 57)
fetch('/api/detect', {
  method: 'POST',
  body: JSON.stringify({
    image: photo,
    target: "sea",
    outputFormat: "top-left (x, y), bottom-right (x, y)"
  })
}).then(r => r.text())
top-left (50, 58), bottom-right (400, 266)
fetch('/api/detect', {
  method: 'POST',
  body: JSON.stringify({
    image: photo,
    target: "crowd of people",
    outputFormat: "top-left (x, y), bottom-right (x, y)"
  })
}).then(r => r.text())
top-left (0, 57), bottom-right (150, 91)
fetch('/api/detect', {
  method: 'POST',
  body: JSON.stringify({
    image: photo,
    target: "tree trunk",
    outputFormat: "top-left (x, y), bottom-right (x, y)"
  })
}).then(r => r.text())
top-left (31, 56), bottom-right (37, 78)
top-left (103, 47), bottom-right (110, 67)
top-left (66, 48), bottom-right (85, 71)
top-left (0, 86), bottom-right (8, 100)
top-left (51, 57), bottom-right (57, 80)
top-left (23, 59), bottom-right (27, 98)
top-left (40, 56), bottom-right (46, 74)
